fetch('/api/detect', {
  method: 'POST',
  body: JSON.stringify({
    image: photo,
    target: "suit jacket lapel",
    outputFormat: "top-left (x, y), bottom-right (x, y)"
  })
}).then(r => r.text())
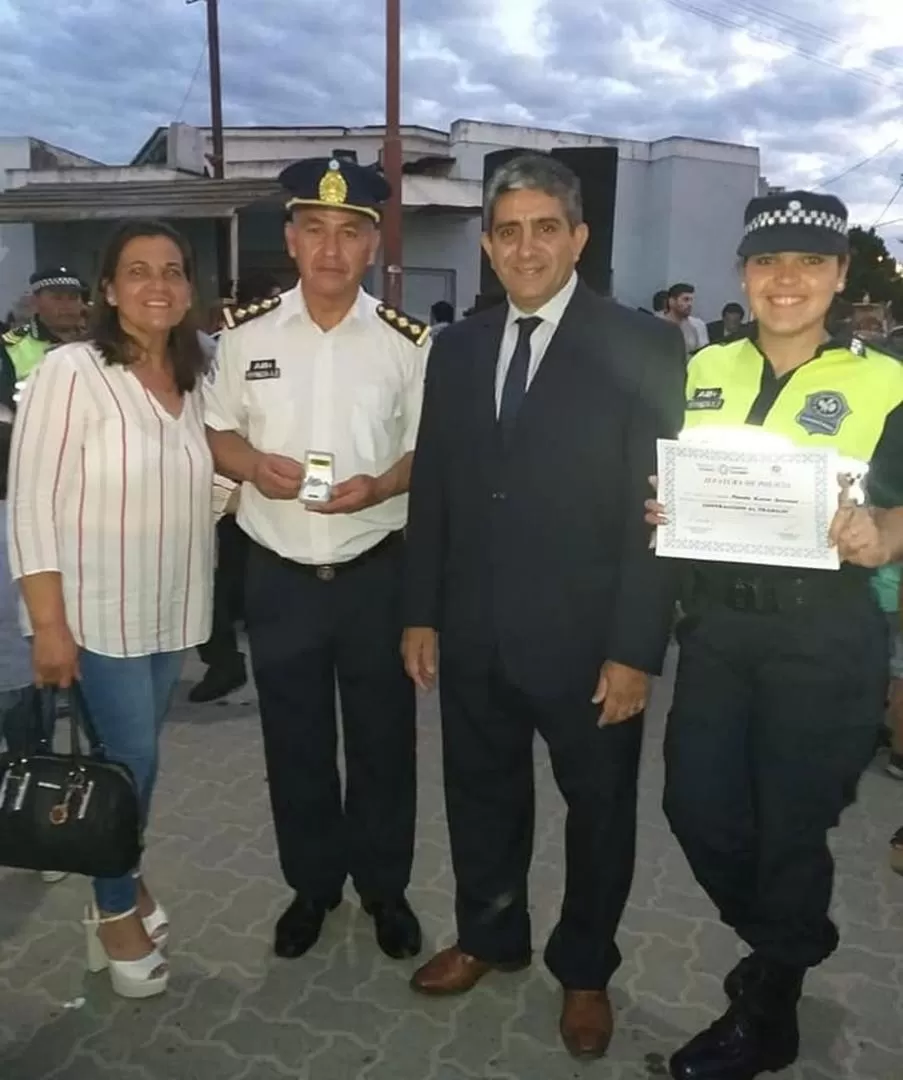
top-left (471, 304), bottom-right (507, 447)
top-left (512, 280), bottom-right (596, 430)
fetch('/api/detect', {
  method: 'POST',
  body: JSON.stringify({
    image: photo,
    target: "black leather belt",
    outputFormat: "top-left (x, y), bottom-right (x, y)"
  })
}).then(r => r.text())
top-left (684, 567), bottom-right (866, 615)
top-left (293, 530), bottom-right (402, 582)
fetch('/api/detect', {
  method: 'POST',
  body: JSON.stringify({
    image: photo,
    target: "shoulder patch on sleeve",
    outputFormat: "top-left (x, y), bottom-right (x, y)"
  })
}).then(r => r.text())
top-left (222, 295), bottom-right (281, 330)
top-left (376, 304), bottom-right (430, 347)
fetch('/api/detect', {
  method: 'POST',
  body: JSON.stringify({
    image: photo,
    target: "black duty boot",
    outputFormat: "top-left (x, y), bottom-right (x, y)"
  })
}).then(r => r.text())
top-left (671, 962), bottom-right (805, 1080)
top-left (724, 953), bottom-right (766, 1001)
top-left (188, 655), bottom-right (248, 703)
top-left (274, 893), bottom-right (343, 959)
top-left (362, 896), bottom-right (423, 959)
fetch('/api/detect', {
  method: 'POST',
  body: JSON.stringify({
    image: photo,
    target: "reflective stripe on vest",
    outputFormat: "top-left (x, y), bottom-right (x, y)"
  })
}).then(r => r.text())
top-left (6, 334), bottom-right (50, 381)
top-left (683, 337), bottom-right (903, 466)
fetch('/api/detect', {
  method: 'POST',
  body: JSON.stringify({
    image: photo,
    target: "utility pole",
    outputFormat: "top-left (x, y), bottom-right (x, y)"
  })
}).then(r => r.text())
top-left (382, 0), bottom-right (403, 307)
top-left (188, 0), bottom-right (229, 297)
top-left (187, 0), bottom-right (225, 178)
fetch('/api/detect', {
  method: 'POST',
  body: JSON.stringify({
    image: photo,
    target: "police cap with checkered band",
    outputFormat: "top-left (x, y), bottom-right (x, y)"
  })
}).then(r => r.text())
top-left (29, 267), bottom-right (85, 294)
top-left (737, 190), bottom-right (849, 259)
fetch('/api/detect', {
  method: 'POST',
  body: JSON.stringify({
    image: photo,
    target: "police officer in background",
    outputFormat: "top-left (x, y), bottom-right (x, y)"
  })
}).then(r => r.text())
top-left (0, 267), bottom-right (85, 408)
top-left (188, 275), bottom-right (283, 704)
top-left (204, 157), bottom-right (427, 962)
top-left (647, 191), bottom-right (903, 1080)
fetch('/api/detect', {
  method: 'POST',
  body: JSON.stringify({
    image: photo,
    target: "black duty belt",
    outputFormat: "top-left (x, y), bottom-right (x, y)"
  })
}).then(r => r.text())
top-left (683, 567), bottom-right (867, 615)
top-left (265, 531), bottom-right (403, 582)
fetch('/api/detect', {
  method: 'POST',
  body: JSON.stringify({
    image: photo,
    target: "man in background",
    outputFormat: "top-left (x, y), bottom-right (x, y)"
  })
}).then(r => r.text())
top-left (0, 268), bottom-right (85, 409)
top-left (707, 301), bottom-right (745, 344)
top-left (663, 282), bottom-right (708, 354)
top-left (429, 300), bottom-right (454, 339)
top-left (189, 273), bottom-right (282, 704)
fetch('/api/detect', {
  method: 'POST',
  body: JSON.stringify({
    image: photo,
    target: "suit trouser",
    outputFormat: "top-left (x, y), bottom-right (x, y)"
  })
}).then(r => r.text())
top-left (663, 596), bottom-right (887, 970)
top-left (198, 516), bottom-right (247, 670)
top-left (439, 656), bottom-right (643, 989)
top-left (244, 537), bottom-right (416, 902)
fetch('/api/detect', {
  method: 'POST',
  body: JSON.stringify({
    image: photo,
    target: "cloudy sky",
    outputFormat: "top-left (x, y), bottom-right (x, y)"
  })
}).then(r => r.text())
top-left (1, 0), bottom-right (902, 242)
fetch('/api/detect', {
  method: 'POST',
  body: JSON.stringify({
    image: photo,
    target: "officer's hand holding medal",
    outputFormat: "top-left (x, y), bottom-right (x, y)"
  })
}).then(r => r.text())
top-left (251, 452), bottom-right (305, 500)
top-left (307, 473), bottom-right (382, 515)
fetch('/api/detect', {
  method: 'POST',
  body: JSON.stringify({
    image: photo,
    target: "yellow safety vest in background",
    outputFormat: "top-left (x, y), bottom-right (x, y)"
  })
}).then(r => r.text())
top-left (1, 327), bottom-right (52, 380)
top-left (684, 336), bottom-right (903, 477)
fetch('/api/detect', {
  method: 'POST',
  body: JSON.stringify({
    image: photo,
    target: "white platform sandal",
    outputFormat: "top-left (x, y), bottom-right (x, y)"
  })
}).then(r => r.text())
top-left (141, 903), bottom-right (170, 950)
top-left (133, 873), bottom-right (169, 949)
top-left (83, 904), bottom-right (169, 999)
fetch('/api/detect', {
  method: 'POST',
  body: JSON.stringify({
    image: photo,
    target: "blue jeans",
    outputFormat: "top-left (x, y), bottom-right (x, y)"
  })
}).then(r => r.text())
top-left (78, 649), bottom-right (185, 914)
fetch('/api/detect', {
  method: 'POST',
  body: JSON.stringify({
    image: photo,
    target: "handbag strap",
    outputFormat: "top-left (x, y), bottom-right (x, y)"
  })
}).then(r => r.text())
top-left (68, 682), bottom-right (105, 754)
top-left (32, 683), bottom-right (106, 760)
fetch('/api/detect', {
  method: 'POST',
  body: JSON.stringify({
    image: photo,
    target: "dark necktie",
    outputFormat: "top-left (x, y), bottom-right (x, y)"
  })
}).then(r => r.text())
top-left (499, 316), bottom-right (542, 435)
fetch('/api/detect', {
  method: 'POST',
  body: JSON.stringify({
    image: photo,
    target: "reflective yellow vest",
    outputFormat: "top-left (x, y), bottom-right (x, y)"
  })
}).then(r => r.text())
top-left (684, 336), bottom-right (903, 482)
top-left (1, 326), bottom-right (52, 381)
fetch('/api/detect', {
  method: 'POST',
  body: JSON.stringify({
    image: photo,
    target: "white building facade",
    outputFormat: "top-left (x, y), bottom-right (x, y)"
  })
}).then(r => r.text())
top-left (0, 120), bottom-right (760, 323)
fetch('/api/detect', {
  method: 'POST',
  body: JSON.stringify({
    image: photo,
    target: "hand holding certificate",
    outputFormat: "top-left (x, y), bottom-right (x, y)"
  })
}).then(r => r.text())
top-left (654, 439), bottom-right (842, 570)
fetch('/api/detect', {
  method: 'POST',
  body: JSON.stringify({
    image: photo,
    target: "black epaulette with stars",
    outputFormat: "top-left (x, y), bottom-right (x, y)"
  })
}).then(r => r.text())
top-left (376, 304), bottom-right (430, 346)
top-left (222, 295), bottom-right (281, 330)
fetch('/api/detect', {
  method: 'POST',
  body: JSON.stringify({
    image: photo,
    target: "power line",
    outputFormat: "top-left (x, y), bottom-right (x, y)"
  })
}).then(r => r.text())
top-left (725, 0), bottom-right (903, 77)
top-left (873, 178), bottom-right (903, 229)
top-left (660, 0), bottom-right (903, 93)
top-left (173, 38), bottom-right (208, 124)
top-left (657, 0), bottom-right (903, 200)
top-left (815, 138), bottom-right (902, 190)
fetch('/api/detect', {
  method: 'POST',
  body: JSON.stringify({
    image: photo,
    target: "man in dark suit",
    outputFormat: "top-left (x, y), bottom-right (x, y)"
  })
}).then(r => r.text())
top-left (402, 153), bottom-right (685, 1059)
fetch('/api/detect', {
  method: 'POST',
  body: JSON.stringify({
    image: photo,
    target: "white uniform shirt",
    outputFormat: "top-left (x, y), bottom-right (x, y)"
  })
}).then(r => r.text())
top-left (8, 342), bottom-right (215, 657)
top-left (495, 272), bottom-right (578, 413)
top-left (203, 286), bottom-right (428, 565)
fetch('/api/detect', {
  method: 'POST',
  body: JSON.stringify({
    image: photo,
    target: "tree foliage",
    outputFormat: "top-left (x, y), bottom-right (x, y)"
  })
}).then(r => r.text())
top-left (843, 226), bottom-right (903, 323)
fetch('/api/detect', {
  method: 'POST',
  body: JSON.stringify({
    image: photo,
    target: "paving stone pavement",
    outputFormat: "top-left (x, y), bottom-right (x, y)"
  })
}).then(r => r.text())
top-left (1, 646), bottom-right (902, 1080)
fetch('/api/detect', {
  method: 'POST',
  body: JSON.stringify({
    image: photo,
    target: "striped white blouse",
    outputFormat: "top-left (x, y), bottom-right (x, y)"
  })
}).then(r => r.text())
top-left (8, 342), bottom-right (215, 658)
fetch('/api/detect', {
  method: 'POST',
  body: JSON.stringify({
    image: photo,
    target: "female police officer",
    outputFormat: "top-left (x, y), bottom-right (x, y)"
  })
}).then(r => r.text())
top-left (647, 190), bottom-right (903, 1080)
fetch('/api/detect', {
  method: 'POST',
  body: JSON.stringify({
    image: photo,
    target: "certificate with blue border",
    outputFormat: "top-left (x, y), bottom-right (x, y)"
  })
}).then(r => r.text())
top-left (655, 439), bottom-right (839, 570)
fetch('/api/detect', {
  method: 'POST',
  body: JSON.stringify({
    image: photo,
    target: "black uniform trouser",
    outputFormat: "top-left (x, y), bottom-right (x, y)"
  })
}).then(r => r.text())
top-left (439, 656), bottom-right (643, 989)
top-left (664, 596), bottom-right (887, 970)
top-left (198, 516), bottom-right (247, 670)
top-left (244, 535), bottom-right (416, 902)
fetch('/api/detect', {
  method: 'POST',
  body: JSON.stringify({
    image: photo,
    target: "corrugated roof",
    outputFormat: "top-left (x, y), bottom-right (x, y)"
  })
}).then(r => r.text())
top-left (0, 174), bottom-right (482, 223)
top-left (0, 177), bottom-right (282, 222)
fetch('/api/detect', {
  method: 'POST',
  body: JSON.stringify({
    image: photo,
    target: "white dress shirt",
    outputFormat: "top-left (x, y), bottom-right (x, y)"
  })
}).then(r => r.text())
top-left (8, 343), bottom-right (215, 657)
top-left (203, 286), bottom-right (428, 565)
top-left (495, 273), bottom-right (578, 413)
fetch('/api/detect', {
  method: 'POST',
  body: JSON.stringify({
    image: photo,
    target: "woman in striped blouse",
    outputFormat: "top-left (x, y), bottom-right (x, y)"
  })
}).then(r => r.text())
top-left (8, 220), bottom-right (215, 999)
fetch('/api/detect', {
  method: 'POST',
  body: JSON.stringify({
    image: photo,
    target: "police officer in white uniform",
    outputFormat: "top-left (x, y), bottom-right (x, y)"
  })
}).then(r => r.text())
top-left (204, 157), bottom-right (428, 961)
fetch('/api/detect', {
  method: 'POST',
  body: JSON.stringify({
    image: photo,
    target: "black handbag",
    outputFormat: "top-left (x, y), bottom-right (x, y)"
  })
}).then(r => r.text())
top-left (0, 683), bottom-right (143, 878)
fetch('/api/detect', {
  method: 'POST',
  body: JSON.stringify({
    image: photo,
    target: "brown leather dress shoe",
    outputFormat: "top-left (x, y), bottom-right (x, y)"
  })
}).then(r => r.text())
top-left (559, 990), bottom-right (614, 1059)
top-left (410, 945), bottom-right (530, 996)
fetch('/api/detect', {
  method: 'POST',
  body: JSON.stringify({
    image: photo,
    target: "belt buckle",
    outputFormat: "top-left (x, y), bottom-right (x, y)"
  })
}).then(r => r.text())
top-left (316, 565), bottom-right (336, 582)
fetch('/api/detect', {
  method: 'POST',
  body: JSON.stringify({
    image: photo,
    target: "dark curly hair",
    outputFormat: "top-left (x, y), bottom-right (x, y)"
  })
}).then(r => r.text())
top-left (89, 220), bottom-right (205, 394)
